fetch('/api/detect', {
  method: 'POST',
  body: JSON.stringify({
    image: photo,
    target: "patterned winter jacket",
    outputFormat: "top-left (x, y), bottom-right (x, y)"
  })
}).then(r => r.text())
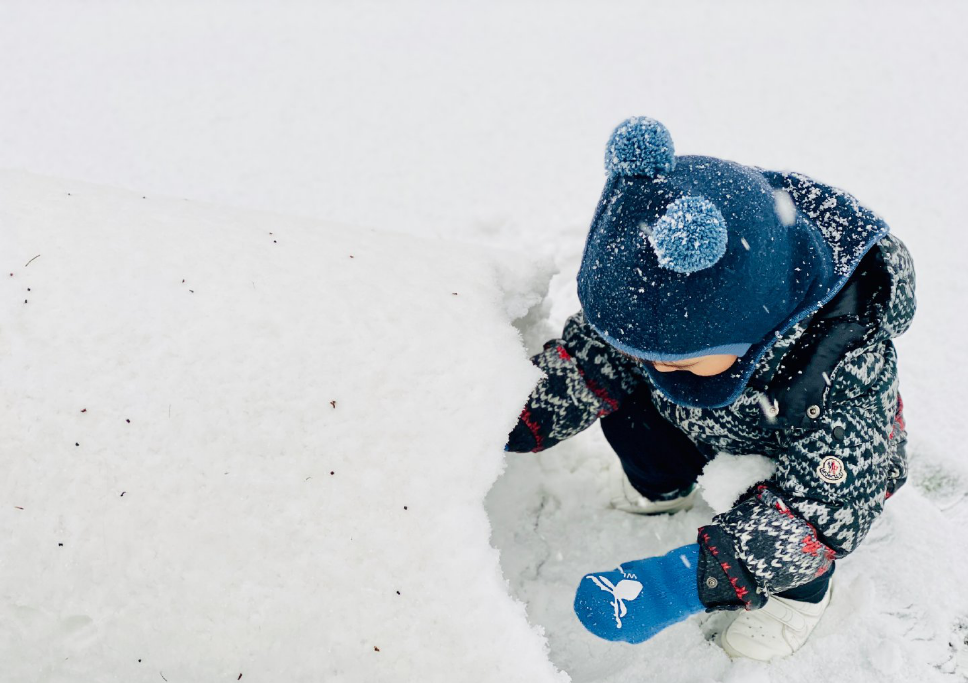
top-left (506, 219), bottom-right (915, 612)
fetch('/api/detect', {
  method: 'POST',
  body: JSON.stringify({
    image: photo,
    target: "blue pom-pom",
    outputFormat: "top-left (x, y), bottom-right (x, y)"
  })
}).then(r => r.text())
top-left (604, 117), bottom-right (675, 176)
top-left (646, 196), bottom-right (728, 274)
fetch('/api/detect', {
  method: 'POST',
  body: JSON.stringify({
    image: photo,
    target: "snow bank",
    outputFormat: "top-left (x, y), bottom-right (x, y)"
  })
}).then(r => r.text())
top-left (0, 171), bottom-right (566, 683)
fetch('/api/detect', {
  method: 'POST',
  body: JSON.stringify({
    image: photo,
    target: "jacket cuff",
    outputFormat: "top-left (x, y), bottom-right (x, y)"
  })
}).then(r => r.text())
top-left (696, 524), bottom-right (766, 612)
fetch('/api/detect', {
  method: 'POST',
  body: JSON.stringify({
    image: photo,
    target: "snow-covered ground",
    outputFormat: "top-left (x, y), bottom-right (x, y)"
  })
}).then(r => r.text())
top-left (0, 171), bottom-right (565, 682)
top-left (1, 2), bottom-right (966, 681)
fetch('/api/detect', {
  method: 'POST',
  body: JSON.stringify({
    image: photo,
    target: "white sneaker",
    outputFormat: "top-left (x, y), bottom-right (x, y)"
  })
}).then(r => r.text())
top-left (609, 468), bottom-right (696, 515)
top-left (720, 581), bottom-right (832, 661)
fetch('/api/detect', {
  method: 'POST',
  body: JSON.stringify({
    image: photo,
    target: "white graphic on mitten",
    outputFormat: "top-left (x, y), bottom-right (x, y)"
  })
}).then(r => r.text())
top-left (586, 574), bottom-right (644, 628)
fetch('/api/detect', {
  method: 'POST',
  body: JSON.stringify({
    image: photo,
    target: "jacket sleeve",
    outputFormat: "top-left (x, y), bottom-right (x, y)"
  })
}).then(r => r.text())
top-left (505, 310), bottom-right (642, 453)
top-left (695, 339), bottom-right (903, 611)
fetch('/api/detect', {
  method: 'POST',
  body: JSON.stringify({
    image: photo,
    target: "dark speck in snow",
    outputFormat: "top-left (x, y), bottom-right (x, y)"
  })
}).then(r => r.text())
top-left (330, 400), bottom-right (337, 408)
top-left (14, 506), bottom-right (23, 510)
top-left (238, 675), bottom-right (243, 680)
top-left (396, 590), bottom-right (401, 595)
top-left (189, 290), bottom-right (194, 293)
top-left (404, 506), bottom-right (408, 510)
top-left (81, 409), bottom-right (86, 413)
top-left (374, 646), bottom-right (380, 652)
top-left (126, 419), bottom-right (131, 423)
top-left (349, 255), bottom-right (354, 258)
top-left (330, 471), bottom-right (335, 476)
top-left (452, 292), bottom-right (458, 296)
top-left (121, 492), bottom-right (126, 497)
top-left (58, 543), bottom-right (63, 546)
top-left (75, 443), bottom-right (79, 447)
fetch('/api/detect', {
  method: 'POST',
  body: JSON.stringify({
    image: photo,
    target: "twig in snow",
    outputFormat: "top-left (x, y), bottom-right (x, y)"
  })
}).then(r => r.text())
top-left (25, 254), bottom-right (40, 267)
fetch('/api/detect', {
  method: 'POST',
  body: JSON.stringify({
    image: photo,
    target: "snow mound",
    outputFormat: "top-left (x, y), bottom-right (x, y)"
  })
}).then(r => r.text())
top-left (696, 453), bottom-right (776, 514)
top-left (0, 171), bottom-right (566, 683)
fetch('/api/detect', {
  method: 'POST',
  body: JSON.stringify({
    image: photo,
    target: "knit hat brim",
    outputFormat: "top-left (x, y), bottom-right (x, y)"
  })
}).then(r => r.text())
top-left (588, 331), bottom-right (751, 363)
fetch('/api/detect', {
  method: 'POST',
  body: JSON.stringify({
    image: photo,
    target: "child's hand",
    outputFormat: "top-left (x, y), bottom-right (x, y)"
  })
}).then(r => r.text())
top-left (573, 544), bottom-right (704, 643)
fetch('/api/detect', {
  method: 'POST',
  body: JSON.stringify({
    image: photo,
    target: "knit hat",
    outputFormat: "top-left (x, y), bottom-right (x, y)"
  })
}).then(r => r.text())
top-left (578, 117), bottom-right (854, 408)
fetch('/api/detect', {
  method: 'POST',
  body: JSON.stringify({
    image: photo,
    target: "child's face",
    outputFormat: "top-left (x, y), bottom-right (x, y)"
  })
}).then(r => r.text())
top-left (649, 354), bottom-right (738, 376)
top-left (617, 349), bottom-right (739, 376)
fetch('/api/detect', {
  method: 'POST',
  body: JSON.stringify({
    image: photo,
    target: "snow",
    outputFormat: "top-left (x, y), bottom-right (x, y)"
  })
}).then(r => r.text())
top-left (0, 2), bottom-right (966, 681)
top-left (773, 190), bottom-right (797, 227)
top-left (696, 454), bottom-right (777, 515)
top-left (0, 172), bottom-right (564, 682)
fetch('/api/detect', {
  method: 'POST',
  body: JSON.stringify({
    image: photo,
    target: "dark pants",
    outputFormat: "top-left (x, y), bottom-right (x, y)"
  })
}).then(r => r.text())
top-left (600, 384), bottom-right (833, 603)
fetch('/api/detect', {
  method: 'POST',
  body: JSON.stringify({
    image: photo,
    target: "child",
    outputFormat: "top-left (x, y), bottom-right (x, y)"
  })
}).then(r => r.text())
top-left (505, 117), bottom-right (914, 660)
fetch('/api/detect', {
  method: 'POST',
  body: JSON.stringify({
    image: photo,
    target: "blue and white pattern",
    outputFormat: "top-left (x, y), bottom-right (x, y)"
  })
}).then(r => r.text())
top-left (647, 196), bottom-right (729, 274)
top-left (604, 116), bottom-right (676, 177)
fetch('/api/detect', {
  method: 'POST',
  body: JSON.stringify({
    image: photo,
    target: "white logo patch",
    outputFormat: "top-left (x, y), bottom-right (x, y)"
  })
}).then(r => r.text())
top-left (586, 575), bottom-right (643, 628)
top-left (817, 456), bottom-right (847, 484)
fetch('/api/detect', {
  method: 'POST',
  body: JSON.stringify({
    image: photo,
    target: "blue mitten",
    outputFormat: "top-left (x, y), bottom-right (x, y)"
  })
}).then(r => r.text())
top-left (574, 544), bottom-right (704, 643)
